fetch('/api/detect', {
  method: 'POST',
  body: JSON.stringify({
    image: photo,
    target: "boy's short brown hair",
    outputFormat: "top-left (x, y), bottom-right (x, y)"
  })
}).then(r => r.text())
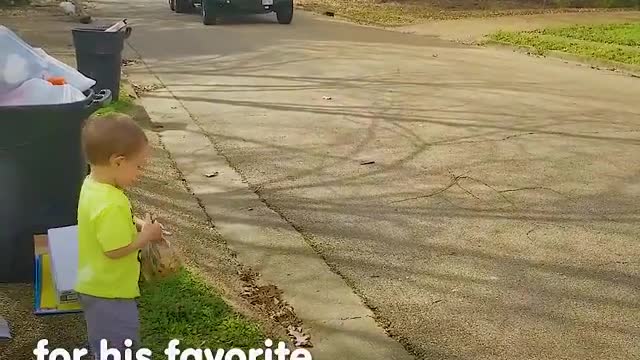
top-left (82, 112), bottom-right (148, 166)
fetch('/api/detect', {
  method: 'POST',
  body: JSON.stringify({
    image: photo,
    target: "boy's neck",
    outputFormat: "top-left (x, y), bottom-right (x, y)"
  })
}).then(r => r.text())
top-left (89, 167), bottom-right (118, 188)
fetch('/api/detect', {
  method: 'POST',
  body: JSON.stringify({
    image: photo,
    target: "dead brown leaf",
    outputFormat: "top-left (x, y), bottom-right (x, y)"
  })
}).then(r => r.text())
top-left (287, 326), bottom-right (312, 347)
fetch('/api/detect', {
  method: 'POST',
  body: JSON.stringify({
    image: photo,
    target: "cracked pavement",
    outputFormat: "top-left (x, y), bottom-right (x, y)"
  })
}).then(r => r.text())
top-left (90, 1), bottom-right (640, 358)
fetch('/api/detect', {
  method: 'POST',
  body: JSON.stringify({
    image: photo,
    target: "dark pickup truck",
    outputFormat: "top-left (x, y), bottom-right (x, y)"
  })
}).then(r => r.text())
top-left (169, 0), bottom-right (294, 25)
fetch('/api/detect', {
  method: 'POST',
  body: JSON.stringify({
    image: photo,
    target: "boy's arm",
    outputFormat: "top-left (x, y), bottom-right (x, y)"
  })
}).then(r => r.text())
top-left (104, 233), bottom-right (148, 259)
top-left (97, 205), bottom-right (149, 259)
top-left (104, 213), bottom-right (163, 259)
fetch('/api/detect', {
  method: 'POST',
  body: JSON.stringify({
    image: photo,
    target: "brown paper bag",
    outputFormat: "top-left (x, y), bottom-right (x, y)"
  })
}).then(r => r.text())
top-left (140, 237), bottom-right (181, 281)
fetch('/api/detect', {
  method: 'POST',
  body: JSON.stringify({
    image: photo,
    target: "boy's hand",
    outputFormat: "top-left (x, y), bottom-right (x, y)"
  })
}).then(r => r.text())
top-left (140, 213), bottom-right (163, 243)
top-left (150, 214), bottom-right (172, 237)
top-left (134, 216), bottom-right (145, 231)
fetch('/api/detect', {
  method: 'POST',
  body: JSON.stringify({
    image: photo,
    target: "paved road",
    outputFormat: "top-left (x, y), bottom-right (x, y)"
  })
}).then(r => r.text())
top-left (101, 2), bottom-right (640, 359)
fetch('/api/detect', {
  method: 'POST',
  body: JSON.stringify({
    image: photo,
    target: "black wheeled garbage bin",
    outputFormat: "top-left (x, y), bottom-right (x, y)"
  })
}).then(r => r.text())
top-left (72, 24), bottom-right (131, 102)
top-left (0, 89), bottom-right (111, 283)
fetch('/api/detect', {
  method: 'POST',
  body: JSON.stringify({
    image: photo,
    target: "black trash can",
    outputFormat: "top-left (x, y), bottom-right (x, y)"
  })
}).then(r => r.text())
top-left (72, 24), bottom-right (131, 102)
top-left (0, 89), bottom-right (111, 283)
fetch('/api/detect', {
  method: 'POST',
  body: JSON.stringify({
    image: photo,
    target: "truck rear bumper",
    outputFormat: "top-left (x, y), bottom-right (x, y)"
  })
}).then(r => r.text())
top-left (199, 0), bottom-right (289, 12)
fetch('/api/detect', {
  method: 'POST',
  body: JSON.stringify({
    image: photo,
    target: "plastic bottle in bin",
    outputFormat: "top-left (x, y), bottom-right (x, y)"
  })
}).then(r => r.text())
top-left (0, 78), bottom-right (86, 106)
top-left (0, 26), bottom-right (49, 94)
top-left (1, 25), bottom-right (97, 103)
top-left (33, 48), bottom-right (96, 92)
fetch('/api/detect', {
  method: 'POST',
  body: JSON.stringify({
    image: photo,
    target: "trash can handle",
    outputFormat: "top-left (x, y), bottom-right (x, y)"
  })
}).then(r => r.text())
top-left (85, 89), bottom-right (112, 113)
top-left (124, 26), bottom-right (132, 39)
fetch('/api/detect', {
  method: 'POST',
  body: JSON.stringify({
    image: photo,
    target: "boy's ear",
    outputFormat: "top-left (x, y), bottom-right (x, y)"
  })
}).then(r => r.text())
top-left (109, 154), bottom-right (127, 167)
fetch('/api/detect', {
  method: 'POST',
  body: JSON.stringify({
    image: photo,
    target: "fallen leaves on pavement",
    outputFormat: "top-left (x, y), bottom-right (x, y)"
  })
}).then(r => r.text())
top-left (122, 58), bottom-right (141, 66)
top-left (287, 326), bottom-right (312, 348)
top-left (238, 270), bottom-right (311, 347)
top-left (131, 82), bottom-right (164, 96)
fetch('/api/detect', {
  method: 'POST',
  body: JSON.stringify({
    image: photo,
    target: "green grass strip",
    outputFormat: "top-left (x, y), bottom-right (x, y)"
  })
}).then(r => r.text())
top-left (490, 28), bottom-right (640, 65)
top-left (139, 270), bottom-right (265, 355)
top-left (540, 22), bottom-right (640, 47)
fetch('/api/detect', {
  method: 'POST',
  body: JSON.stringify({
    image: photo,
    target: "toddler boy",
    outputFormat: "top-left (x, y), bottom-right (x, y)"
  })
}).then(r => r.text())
top-left (74, 112), bottom-right (162, 358)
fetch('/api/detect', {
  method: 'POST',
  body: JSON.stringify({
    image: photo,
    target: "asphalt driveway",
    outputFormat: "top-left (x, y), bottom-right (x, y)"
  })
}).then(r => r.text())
top-left (96, 2), bottom-right (640, 358)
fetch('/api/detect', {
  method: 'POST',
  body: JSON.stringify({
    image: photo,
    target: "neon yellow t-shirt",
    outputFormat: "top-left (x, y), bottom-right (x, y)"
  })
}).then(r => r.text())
top-left (74, 176), bottom-right (140, 299)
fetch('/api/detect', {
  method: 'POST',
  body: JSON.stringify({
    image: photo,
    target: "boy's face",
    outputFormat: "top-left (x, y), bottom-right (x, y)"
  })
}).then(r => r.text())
top-left (110, 144), bottom-right (150, 188)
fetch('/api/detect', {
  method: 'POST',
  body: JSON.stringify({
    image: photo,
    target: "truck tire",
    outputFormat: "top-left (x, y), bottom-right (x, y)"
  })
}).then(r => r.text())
top-left (202, 0), bottom-right (217, 25)
top-left (275, 0), bottom-right (293, 24)
top-left (175, 0), bottom-right (190, 13)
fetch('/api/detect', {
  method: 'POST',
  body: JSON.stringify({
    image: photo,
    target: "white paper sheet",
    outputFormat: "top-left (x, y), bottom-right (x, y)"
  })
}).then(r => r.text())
top-left (0, 316), bottom-right (10, 339)
top-left (47, 225), bottom-right (79, 303)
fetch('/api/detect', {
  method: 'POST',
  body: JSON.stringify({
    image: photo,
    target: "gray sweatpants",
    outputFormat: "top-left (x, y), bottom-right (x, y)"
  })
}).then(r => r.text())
top-left (79, 294), bottom-right (140, 359)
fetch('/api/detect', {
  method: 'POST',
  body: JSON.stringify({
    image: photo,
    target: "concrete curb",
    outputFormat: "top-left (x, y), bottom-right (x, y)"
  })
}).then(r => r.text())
top-left (484, 39), bottom-right (640, 78)
top-left (124, 57), bottom-right (415, 360)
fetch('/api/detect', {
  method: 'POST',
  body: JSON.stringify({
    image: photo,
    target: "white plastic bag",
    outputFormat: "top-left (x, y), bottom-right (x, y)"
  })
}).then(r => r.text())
top-left (33, 48), bottom-right (96, 92)
top-left (140, 237), bottom-right (181, 281)
top-left (0, 26), bottom-right (48, 94)
top-left (0, 78), bottom-right (87, 106)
